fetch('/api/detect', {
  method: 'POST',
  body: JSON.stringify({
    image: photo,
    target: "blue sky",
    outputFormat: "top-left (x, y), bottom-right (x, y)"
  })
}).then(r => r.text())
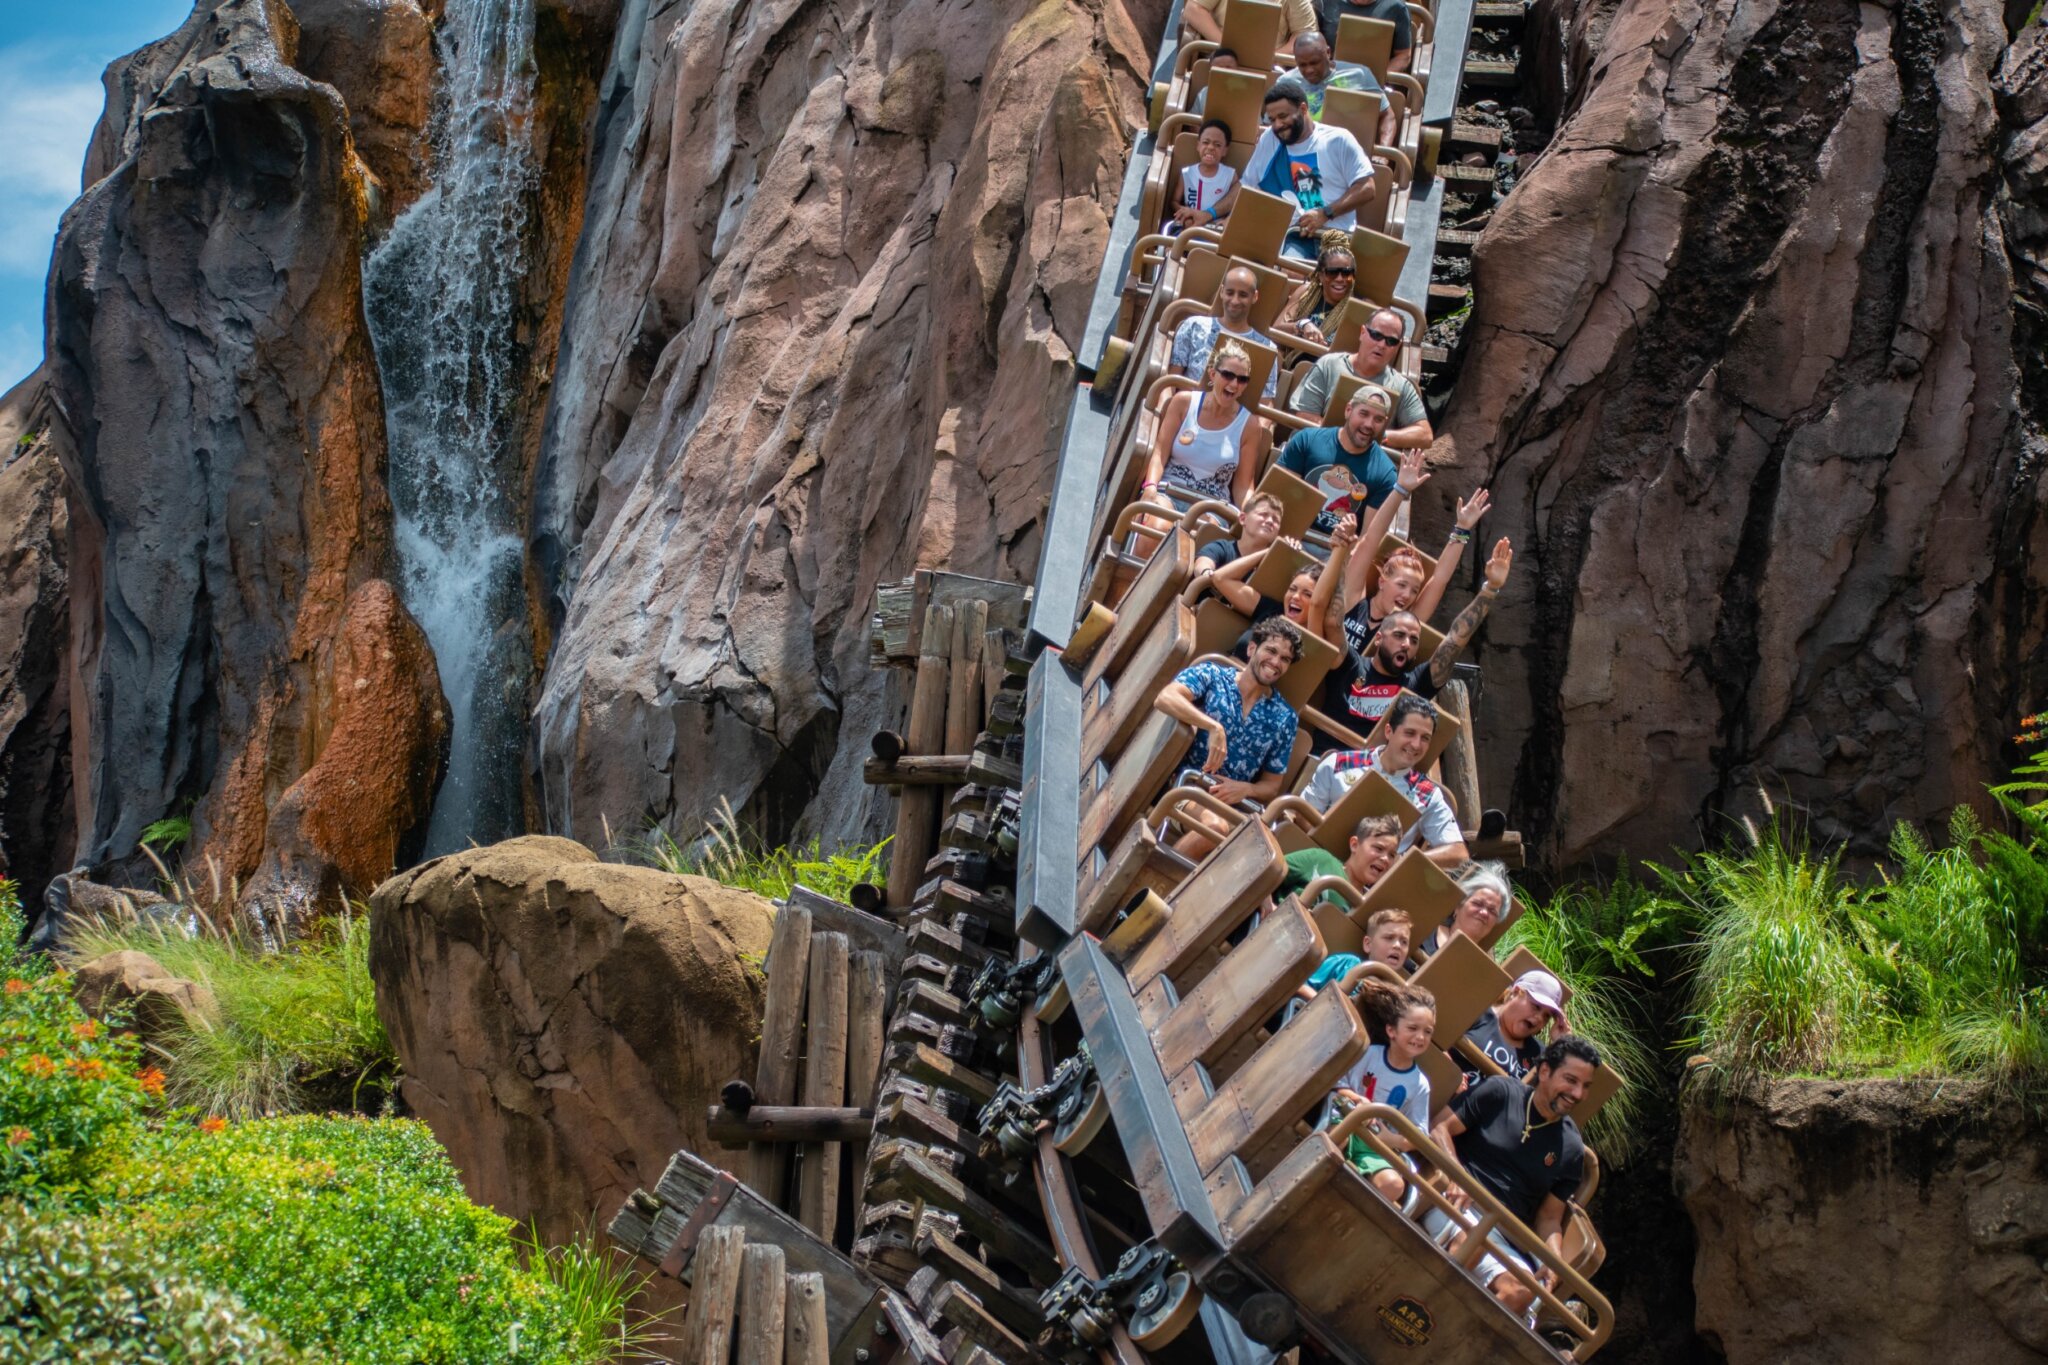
top-left (0, 0), bottom-right (192, 389)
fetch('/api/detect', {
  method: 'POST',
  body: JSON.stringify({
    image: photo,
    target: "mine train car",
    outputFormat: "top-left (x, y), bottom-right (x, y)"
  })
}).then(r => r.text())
top-left (616, 3), bottom-right (1629, 1363)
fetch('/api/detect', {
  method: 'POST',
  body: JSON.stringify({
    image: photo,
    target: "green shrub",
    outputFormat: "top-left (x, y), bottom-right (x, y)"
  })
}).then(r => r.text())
top-left (0, 968), bottom-right (153, 1202)
top-left (1666, 812), bottom-right (1868, 1084)
top-left (0, 1212), bottom-right (297, 1363)
top-left (0, 879), bottom-right (34, 975)
top-left (62, 911), bottom-right (396, 1118)
top-left (1498, 867), bottom-right (1674, 1161)
top-left (632, 800), bottom-right (889, 904)
top-left (108, 1116), bottom-right (577, 1363)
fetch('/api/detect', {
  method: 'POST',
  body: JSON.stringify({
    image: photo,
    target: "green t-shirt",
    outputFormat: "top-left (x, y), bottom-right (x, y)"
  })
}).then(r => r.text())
top-left (1278, 847), bottom-right (1352, 907)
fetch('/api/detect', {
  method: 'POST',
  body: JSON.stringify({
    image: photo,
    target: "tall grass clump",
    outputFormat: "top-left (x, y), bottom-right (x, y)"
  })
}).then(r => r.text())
top-left (1498, 867), bottom-right (1677, 1161)
top-left (518, 1220), bottom-right (673, 1362)
top-left (61, 910), bottom-right (396, 1118)
top-left (1663, 809), bottom-right (1868, 1085)
top-left (629, 799), bottom-right (889, 904)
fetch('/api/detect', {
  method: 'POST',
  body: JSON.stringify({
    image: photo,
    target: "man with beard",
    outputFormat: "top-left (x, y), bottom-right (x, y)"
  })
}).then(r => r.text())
top-left (1320, 536), bottom-right (1512, 736)
top-left (1210, 77), bottom-right (1375, 259)
top-left (1274, 386), bottom-right (1398, 535)
top-left (1153, 617), bottom-right (1305, 855)
top-left (1425, 1037), bottom-right (1600, 1316)
top-left (1290, 32), bottom-right (1394, 144)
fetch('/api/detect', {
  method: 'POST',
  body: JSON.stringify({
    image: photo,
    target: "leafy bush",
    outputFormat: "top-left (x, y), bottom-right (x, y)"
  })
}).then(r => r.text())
top-left (1498, 867), bottom-right (1676, 1161)
top-left (0, 1212), bottom-right (297, 1363)
top-left (632, 800), bottom-right (889, 903)
top-left (1, 879), bottom-right (33, 973)
top-left (61, 911), bottom-right (396, 1118)
top-left (107, 1116), bottom-right (577, 1363)
top-left (0, 968), bottom-right (153, 1202)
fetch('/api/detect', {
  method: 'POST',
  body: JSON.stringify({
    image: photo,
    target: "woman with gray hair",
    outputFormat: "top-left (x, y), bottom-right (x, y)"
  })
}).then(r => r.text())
top-left (1413, 860), bottom-right (1513, 960)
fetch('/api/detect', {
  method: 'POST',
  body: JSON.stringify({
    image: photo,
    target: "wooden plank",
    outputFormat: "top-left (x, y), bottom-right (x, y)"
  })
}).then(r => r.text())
top-left (946, 600), bottom-right (989, 754)
top-left (739, 1243), bottom-right (788, 1365)
top-left (928, 1281), bottom-right (1047, 1365)
top-left (783, 887), bottom-right (909, 984)
top-left (800, 933), bottom-right (852, 1242)
top-left (898, 1043), bottom-right (998, 1107)
top-left (888, 604), bottom-right (953, 908)
top-left (1184, 986), bottom-right (1366, 1177)
top-left (1153, 900), bottom-right (1323, 1077)
top-left (784, 1272), bottom-right (829, 1365)
top-left (752, 903), bottom-right (815, 1205)
top-left (865, 754), bottom-right (971, 786)
top-left (682, 1225), bottom-right (746, 1365)
top-left (914, 1230), bottom-right (1049, 1343)
top-left (710, 1106), bottom-right (873, 1146)
top-left (981, 629), bottom-right (1008, 719)
top-left (1462, 56), bottom-right (1519, 87)
top-left (846, 950), bottom-right (889, 1198)
top-left (1436, 678), bottom-right (1483, 829)
top-left (869, 1146), bottom-right (1060, 1284)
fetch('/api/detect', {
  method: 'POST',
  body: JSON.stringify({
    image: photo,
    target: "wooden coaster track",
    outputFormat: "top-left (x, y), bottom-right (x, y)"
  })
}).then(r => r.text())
top-left (607, 4), bottom-right (1623, 1363)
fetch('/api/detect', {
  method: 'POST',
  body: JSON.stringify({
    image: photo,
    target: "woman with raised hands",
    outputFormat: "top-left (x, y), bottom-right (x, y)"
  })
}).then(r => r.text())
top-left (1337, 448), bottom-right (1494, 656)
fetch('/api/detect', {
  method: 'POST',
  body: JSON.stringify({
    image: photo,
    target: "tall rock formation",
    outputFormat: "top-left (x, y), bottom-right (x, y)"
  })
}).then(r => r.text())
top-left (1435, 0), bottom-right (2048, 865)
top-left (529, 0), bottom-right (1160, 847)
top-left (41, 0), bottom-right (443, 913)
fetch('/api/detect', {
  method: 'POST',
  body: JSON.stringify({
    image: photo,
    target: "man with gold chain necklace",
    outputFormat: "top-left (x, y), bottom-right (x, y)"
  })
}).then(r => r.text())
top-left (1421, 1037), bottom-right (1600, 1319)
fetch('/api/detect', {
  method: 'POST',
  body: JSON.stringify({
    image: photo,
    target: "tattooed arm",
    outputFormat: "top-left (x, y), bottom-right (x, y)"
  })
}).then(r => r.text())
top-left (1425, 538), bottom-right (1512, 689)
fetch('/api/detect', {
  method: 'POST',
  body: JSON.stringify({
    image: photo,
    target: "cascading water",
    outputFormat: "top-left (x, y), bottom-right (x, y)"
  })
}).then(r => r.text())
top-left (364, 0), bottom-right (538, 855)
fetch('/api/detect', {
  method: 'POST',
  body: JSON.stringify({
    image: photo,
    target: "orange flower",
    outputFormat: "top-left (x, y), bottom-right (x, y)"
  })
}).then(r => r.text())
top-left (3, 979), bottom-right (25, 996)
top-left (22, 1054), bottom-right (54, 1079)
top-left (71, 1019), bottom-right (98, 1040)
top-left (66, 1057), bottom-right (108, 1080)
top-left (136, 1066), bottom-right (167, 1098)
top-left (198, 1115), bottom-right (227, 1135)
top-left (5, 1127), bottom-right (28, 1148)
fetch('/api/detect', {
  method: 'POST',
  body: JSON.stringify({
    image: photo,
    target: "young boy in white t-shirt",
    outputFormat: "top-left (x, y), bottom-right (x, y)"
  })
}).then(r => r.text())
top-left (1171, 119), bottom-right (1238, 234)
top-left (1333, 985), bottom-right (1435, 1201)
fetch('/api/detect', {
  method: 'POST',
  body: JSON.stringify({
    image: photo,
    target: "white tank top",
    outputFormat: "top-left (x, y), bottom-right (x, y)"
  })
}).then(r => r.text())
top-left (1161, 392), bottom-right (1251, 503)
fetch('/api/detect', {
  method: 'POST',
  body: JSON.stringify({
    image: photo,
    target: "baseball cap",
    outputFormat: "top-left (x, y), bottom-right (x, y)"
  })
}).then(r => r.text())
top-left (1514, 970), bottom-right (1568, 1025)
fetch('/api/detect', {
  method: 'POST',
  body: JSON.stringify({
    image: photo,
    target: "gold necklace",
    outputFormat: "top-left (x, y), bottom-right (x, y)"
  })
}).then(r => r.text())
top-left (1520, 1097), bottom-right (1559, 1145)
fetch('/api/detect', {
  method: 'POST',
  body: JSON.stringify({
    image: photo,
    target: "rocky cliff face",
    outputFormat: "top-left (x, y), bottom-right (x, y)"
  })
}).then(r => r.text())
top-left (42, 0), bottom-right (444, 916)
top-left (1676, 1078), bottom-right (2048, 1363)
top-left (528, 0), bottom-right (1160, 846)
top-left (1437, 0), bottom-right (2048, 866)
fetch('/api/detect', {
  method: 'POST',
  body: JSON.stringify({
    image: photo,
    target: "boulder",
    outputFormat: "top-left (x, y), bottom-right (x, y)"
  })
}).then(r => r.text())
top-left (529, 0), bottom-right (1156, 847)
top-left (366, 836), bottom-right (772, 1244)
top-left (70, 949), bottom-right (217, 1041)
top-left (49, 0), bottom-right (403, 892)
top-left (241, 580), bottom-right (449, 931)
top-left (1676, 1078), bottom-right (2048, 1363)
top-left (1431, 0), bottom-right (2048, 865)
top-left (30, 874), bottom-right (175, 955)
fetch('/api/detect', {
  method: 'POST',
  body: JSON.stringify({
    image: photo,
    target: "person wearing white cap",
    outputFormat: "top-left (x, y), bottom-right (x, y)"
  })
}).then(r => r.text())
top-left (1459, 969), bottom-right (1569, 1091)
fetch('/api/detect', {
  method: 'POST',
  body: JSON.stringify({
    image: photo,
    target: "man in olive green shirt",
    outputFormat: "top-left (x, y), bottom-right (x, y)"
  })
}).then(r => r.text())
top-left (1274, 811), bottom-right (1404, 907)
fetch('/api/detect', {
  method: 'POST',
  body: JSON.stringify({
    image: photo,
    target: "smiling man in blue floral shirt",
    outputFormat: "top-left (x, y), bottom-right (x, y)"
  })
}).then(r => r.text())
top-left (1153, 617), bottom-right (1304, 855)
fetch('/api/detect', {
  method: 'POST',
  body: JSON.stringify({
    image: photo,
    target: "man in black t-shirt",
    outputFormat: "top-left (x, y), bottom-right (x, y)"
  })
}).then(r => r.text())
top-left (1319, 536), bottom-right (1512, 739)
top-left (1457, 970), bottom-right (1568, 1090)
top-left (1425, 1038), bottom-right (1599, 1316)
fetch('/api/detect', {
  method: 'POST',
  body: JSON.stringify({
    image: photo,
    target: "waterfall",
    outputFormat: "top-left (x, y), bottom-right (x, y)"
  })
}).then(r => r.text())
top-left (364, 0), bottom-right (539, 855)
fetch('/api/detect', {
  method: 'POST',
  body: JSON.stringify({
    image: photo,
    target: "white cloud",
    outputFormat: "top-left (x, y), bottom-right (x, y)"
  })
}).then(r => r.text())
top-left (0, 49), bottom-right (106, 276)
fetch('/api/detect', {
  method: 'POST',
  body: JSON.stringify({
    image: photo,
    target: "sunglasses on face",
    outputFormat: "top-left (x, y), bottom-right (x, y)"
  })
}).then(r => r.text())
top-left (1364, 327), bottom-right (1403, 346)
top-left (1215, 369), bottom-right (1252, 386)
top-left (1324, 266), bottom-right (1355, 278)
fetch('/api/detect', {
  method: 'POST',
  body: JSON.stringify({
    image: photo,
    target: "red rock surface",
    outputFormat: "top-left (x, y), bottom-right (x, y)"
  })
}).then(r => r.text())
top-left (1430, 0), bottom-right (2048, 864)
top-left (243, 580), bottom-right (448, 926)
top-left (529, 0), bottom-right (1162, 845)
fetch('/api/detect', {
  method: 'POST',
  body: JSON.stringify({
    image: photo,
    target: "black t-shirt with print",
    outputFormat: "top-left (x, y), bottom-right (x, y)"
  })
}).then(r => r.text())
top-left (1197, 537), bottom-right (1241, 570)
top-left (1318, 646), bottom-right (1439, 744)
top-left (1460, 1008), bottom-right (1544, 1090)
top-left (1342, 599), bottom-right (1383, 657)
top-left (1447, 1074), bottom-right (1584, 1226)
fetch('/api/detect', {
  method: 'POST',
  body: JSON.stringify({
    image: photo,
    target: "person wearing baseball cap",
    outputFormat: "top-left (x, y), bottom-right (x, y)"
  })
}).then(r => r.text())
top-left (1457, 969), bottom-right (1570, 1091)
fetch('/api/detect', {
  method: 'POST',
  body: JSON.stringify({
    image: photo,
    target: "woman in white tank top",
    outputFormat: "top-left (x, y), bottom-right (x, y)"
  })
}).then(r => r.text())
top-left (1141, 339), bottom-right (1269, 509)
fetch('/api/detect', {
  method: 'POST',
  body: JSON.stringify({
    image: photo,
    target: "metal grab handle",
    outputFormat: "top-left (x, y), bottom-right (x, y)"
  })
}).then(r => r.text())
top-left (1294, 875), bottom-right (1363, 911)
top-left (1263, 794), bottom-right (1323, 833)
top-left (1110, 500), bottom-right (1186, 541)
top-left (1373, 144), bottom-right (1415, 187)
top-left (1321, 1104), bottom-right (1616, 1358)
top-left (1178, 569), bottom-right (1217, 606)
top-left (1146, 783), bottom-right (1246, 831)
top-left (1179, 498), bottom-right (1237, 534)
top-left (1336, 960), bottom-right (1406, 996)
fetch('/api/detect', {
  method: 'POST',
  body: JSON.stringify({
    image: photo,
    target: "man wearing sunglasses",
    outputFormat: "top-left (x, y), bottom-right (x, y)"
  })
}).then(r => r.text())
top-left (1288, 305), bottom-right (1433, 449)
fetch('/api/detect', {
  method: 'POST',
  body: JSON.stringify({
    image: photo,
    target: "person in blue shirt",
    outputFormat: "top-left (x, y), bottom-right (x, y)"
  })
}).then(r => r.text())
top-left (1153, 618), bottom-right (1305, 855)
top-left (1275, 386), bottom-right (1398, 534)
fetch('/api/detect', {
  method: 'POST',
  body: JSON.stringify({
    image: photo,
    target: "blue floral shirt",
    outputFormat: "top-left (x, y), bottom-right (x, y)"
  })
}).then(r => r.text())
top-left (1174, 660), bottom-right (1300, 782)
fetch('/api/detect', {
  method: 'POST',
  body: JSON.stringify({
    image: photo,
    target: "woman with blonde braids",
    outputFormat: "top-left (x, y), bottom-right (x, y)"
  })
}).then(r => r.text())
top-left (1273, 231), bottom-right (1358, 360)
top-left (1142, 338), bottom-right (1269, 511)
